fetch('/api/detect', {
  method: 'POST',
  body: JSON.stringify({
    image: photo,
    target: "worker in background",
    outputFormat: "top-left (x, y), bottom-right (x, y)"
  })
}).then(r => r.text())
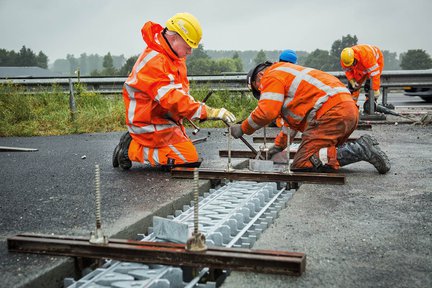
top-left (279, 49), bottom-right (298, 64)
top-left (113, 12), bottom-right (236, 170)
top-left (340, 44), bottom-right (384, 113)
top-left (230, 61), bottom-right (391, 174)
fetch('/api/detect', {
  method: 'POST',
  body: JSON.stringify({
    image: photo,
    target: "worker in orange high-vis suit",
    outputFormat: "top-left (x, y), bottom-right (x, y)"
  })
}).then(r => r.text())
top-left (340, 44), bottom-right (384, 113)
top-left (112, 13), bottom-right (236, 170)
top-left (230, 61), bottom-right (391, 174)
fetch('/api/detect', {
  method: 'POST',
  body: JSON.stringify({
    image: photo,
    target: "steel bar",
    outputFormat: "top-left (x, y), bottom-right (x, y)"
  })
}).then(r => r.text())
top-left (191, 137), bottom-right (208, 145)
top-left (7, 233), bottom-right (306, 276)
top-left (356, 123), bottom-right (372, 130)
top-left (219, 150), bottom-right (296, 159)
top-left (171, 167), bottom-right (345, 185)
top-left (253, 136), bottom-right (358, 144)
top-left (0, 146), bottom-right (38, 152)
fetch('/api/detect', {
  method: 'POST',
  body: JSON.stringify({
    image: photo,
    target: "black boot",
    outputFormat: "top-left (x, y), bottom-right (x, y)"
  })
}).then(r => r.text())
top-left (337, 134), bottom-right (390, 174)
top-left (112, 132), bottom-right (132, 170)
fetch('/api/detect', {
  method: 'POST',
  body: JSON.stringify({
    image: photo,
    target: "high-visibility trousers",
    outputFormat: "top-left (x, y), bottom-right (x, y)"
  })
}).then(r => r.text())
top-left (128, 140), bottom-right (199, 166)
top-left (292, 101), bottom-right (359, 170)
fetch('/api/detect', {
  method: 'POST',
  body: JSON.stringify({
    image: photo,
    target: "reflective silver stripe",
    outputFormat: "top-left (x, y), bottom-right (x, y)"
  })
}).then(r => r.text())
top-left (125, 84), bottom-right (137, 125)
top-left (370, 71), bottom-right (380, 77)
top-left (282, 125), bottom-right (288, 135)
top-left (287, 67), bottom-right (314, 98)
top-left (126, 50), bottom-right (158, 85)
top-left (319, 148), bottom-right (328, 165)
top-left (284, 109), bottom-right (303, 122)
top-left (247, 115), bottom-right (261, 130)
top-left (128, 123), bottom-right (177, 134)
top-left (367, 45), bottom-right (379, 60)
top-left (169, 145), bottom-right (187, 162)
top-left (153, 148), bottom-right (160, 164)
top-left (260, 92), bottom-right (284, 102)
top-left (366, 64), bottom-right (379, 73)
top-left (143, 147), bottom-right (149, 161)
top-left (155, 74), bottom-right (183, 102)
top-left (307, 86), bottom-right (350, 122)
top-left (191, 102), bottom-right (205, 120)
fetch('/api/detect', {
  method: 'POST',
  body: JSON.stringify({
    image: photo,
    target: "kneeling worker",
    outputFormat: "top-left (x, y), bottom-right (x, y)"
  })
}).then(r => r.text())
top-left (230, 61), bottom-right (390, 174)
top-left (113, 12), bottom-right (236, 170)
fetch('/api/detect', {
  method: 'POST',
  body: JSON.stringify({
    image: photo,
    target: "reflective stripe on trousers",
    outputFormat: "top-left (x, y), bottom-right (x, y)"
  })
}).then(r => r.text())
top-left (127, 140), bottom-right (199, 166)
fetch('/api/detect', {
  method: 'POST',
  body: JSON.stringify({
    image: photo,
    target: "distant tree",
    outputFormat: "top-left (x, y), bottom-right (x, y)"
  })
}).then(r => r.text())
top-left (304, 49), bottom-right (334, 71)
top-left (119, 55), bottom-right (138, 76)
top-left (66, 54), bottom-right (78, 75)
top-left (328, 34), bottom-right (358, 71)
top-left (36, 51), bottom-right (48, 69)
top-left (400, 49), bottom-right (432, 70)
top-left (17, 46), bottom-right (37, 66)
top-left (330, 34), bottom-right (358, 58)
top-left (232, 52), bottom-right (243, 72)
top-left (382, 50), bottom-right (400, 70)
top-left (79, 53), bottom-right (89, 75)
top-left (254, 50), bottom-right (267, 65)
top-left (102, 52), bottom-right (116, 75)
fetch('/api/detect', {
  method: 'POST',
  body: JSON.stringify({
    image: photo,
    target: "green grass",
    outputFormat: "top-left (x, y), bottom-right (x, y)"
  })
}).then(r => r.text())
top-left (0, 83), bottom-right (257, 137)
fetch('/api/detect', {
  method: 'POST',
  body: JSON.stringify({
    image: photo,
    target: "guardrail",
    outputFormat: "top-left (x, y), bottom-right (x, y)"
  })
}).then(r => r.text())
top-left (1, 70), bottom-right (432, 105)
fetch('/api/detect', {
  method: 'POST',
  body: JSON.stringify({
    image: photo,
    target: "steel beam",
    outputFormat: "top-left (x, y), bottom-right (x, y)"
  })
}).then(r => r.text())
top-left (219, 150), bottom-right (296, 159)
top-left (0, 146), bottom-right (38, 152)
top-left (7, 233), bottom-right (306, 276)
top-left (252, 137), bottom-right (358, 144)
top-left (171, 167), bottom-right (345, 185)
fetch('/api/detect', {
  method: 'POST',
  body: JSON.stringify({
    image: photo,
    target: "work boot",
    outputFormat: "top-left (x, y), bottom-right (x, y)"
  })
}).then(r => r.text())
top-left (113, 132), bottom-right (132, 170)
top-left (337, 134), bottom-right (390, 174)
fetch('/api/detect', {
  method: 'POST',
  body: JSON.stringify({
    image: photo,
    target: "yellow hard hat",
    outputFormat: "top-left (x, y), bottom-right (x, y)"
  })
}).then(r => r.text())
top-left (341, 47), bottom-right (355, 66)
top-left (166, 12), bottom-right (202, 49)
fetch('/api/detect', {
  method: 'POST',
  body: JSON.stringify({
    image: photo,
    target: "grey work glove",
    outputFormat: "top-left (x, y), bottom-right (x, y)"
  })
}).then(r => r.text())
top-left (268, 145), bottom-right (284, 158)
top-left (230, 124), bottom-right (244, 139)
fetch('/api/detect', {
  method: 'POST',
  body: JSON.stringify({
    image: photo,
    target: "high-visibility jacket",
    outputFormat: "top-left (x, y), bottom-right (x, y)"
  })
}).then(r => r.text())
top-left (123, 21), bottom-right (207, 148)
top-left (341, 44), bottom-right (384, 91)
top-left (241, 62), bottom-right (353, 135)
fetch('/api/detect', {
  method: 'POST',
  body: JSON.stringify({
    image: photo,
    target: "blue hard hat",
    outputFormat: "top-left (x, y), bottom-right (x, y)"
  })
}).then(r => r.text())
top-left (279, 49), bottom-right (298, 64)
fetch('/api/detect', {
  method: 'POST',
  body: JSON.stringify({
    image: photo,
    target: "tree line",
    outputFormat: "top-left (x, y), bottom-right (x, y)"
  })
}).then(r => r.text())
top-left (1, 35), bottom-right (432, 76)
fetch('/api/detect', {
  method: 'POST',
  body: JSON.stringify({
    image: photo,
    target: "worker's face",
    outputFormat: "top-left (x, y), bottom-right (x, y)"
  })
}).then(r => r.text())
top-left (253, 71), bottom-right (264, 92)
top-left (171, 34), bottom-right (193, 58)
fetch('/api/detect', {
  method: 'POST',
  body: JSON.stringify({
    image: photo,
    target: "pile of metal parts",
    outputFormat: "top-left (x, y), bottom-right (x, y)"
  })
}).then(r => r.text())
top-left (61, 181), bottom-right (297, 287)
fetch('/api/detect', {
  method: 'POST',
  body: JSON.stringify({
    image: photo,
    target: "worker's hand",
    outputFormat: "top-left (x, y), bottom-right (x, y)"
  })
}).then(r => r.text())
top-left (373, 89), bottom-right (381, 100)
top-left (349, 79), bottom-right (360, 90)
top-left (268, 145), bottom-right (284, 158)
top-left (230, 124), bottom-right (244, 139)
top-left (363, 98), bottom-right (377, 114)
top-left (206, 106), bottom-right (236, 123)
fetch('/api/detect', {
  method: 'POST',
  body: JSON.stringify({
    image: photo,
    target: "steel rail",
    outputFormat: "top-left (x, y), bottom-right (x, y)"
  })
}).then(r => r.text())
top-left (8, 233), bottom-right (306, 276)
top-left (171, 167), bottom-right (345, 185)
top-left (219, 149), bottom-right (297, 159)
top-left (253, 136), bottom-right (358, 144)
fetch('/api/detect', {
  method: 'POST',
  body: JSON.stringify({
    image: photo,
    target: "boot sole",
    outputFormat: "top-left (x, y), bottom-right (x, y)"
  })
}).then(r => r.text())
top-left (359, 135), bottom-right (390, 174)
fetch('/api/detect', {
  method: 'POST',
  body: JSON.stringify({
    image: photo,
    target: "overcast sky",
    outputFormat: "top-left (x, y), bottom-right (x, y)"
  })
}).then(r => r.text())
top-left (1, 0), bottom-right (431, 64)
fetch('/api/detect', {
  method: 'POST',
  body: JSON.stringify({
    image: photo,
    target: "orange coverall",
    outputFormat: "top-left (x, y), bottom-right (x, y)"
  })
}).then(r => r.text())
top-left (341, 44), bottom-right (384, 102)
top-left (241, 62), bottom-right (359, 171)
top-left (123, 21), bottom-right (208, 166)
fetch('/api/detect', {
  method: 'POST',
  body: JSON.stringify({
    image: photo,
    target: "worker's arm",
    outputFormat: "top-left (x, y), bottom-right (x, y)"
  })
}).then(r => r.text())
top-left (241, 77), bottom-right (285, 135)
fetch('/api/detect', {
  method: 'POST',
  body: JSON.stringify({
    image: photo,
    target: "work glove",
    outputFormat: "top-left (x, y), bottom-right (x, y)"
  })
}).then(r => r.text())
top-left (363, 98), bottom-right (377, 114)
top-left (373, 89), bottom-right (381, 100)
top-left (206, 106), bottom-right (236, 123)
top-left (349, 79), bottom-right (360, 91)
top-left (230, 124), bottom-right (244, 139)
top-left (268, 145), bottom-right (284, 158)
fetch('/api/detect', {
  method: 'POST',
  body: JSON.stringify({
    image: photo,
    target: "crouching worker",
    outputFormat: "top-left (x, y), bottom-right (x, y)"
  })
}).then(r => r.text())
top-left (113, 12), bottom-right (236, 170)
top-left (230, 61), bottom-right (390, 174)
